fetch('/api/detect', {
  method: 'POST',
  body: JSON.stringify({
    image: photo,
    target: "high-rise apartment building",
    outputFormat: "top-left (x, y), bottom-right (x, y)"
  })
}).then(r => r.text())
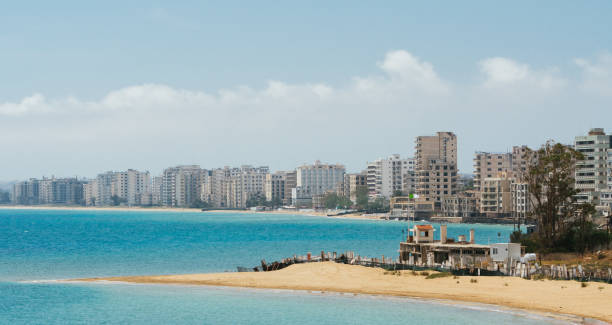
top-left (292, 161), bottom-right (345, 206)
top-left (480, 175), bottom-right (513, 217)
top-left (265, 171), bottom-right (287, 204)
top-left (473, 152), bottom-right (512, 191)
top-left (11, 179), bottom-right (39, 205)
top-left (87, 169), bottom-right (151, 206)
top-left (415, 132), bottom-right (458, 207)
top-left (343, 172), bottom-right (368, 203)
top-left (161, 165), bottom-right (205, 207)
top-left (37, 177), bottom-right (84, 205)
top-left (366, 155), bottom-right (415, 199)
top-left (574, 128), bottom-right (612, 204)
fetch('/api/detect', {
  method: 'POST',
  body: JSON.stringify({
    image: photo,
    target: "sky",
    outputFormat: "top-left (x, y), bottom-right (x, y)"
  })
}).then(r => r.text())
top-left (1, 1), bottom-right (612, 180)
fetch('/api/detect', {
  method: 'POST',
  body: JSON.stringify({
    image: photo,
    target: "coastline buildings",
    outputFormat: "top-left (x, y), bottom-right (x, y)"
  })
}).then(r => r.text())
top-left (342, 172), bottom-right (368, 203)
top-left (479, 175), bottom-right (513, 217)
top-left (84, 169), bottom-right (151, 206)
top-left (415, 132), bottom-right (458, 209)
top-left (574, 128), bottom-right (612, 205)
top-left (292, 161), bottom-right (345, 207)
top-left (12, 177), bottom-right (85, 205)
top-left (366, 154), bottom-right (415, 199)
top-left (473, 152), bottom-right (512, 192)
top-left (161, 165), bottom-right (205, 207)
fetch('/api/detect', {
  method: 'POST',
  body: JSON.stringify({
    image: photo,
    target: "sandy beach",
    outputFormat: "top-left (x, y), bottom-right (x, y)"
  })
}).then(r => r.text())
top-left (75, 262), bottom-right (612, 323)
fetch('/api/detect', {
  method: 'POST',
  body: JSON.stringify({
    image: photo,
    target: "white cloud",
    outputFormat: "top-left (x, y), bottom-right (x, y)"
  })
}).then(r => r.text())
top-left (1, 50), bottom-right (611, 180)
top-left (0, 94), bottom-right (49, 116)
top-left (479, 57), bottom-right (566, 90)
top-left (575, 52), bottom-right (612, 96)
top-left (377, 50), bottom-right (449, 93)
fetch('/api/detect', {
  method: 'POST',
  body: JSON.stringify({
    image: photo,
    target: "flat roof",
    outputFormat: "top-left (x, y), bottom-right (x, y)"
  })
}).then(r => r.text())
top-left (401, 241), bottom-right (491, 249)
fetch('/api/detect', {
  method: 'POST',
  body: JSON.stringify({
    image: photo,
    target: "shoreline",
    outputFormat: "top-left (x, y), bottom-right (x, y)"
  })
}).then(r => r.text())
top-left (0, 205), bottom-right (380, 220)
top-left (72, 262), bottom-right (612, 323)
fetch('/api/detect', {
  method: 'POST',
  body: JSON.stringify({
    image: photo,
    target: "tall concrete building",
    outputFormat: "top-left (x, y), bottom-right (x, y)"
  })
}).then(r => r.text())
top-left (38, 177), bottom-right (84, 205)
top-left (511, 145), bottom-right (530, 180)
top-left (83, 180), bottom-right (98, 206)
top-left (201, 166), bottom-right (269, 208)
top-left (343, 172), bottom-right (368, 203)
top-left (226, 166), bottom-right (269, 208)
top-left (366, 155), bottom-right (415, 199)
top-left (480, 175), bottom-right (513, 217)
top-left (11, 179), bottom-right (39, 205)
top-left (292, 161), bottom-right (345, 206)
top-left (151, 176), bottom-right (163, 206)
top-left (415, 132), bottom-right (458, 207)
top-left (88, 169), bottom-right (151, 206)
top-left (574, 128), bottom-right (612, 204)
top-left (161, 165), bottom-right (205, 207)
top-left (473, 152), bottom-right (512, 191)
top-left (265, 171), bottom-right (287, 204)
top-left (284, 171), bottom-right (297, 206)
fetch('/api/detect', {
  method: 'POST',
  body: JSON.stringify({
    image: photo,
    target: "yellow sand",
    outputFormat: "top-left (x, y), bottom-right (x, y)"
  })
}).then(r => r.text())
top-left (76, 262), bottom-right (612, 322)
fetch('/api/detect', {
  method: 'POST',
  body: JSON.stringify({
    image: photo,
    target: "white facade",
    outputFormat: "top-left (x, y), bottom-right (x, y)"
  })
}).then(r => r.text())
top-left (490, 243), bottom-right (522, 262)
top-left (161, 165), bottom-right (204, 207)
top-left (574, 128), bottom-right (612, 204)
top-left (367, 154), bottom-right (414, 199)
top-left (91, 169), bottom-right (151, 206)
top-left (293, 161), bottom-right (345, 205)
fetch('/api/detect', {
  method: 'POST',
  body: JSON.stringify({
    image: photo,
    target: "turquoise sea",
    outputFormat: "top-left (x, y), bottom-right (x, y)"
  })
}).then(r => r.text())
top-left (0, 209), bottom-right (579, 324)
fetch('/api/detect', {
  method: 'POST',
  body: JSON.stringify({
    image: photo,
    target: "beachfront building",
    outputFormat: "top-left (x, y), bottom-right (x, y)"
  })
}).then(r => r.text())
top-left (473, 152), bottom-right (513, 192)
top-left (440, 190), bottom-right (480, 218)
top-left (87, 169), bottom-right (151, 206)
top-left (511, 181), bottom-right (529, 223)
top-left (415, 132), bottom-right (458, 209)
top-left (389, 196), bottom-right (435, 219)
top-left (226, 166), bottom-right (269, 208)
top-left (511, 145), bottom-right (530, 180)
top-left (284, 171), bottom-right (297, 206)
top-left (342, 172), bottom-right (368, 203)
top-left (151, 176), bottom-right (162, 206)
top-left (291, 161), bottom-right (345, 207)
top-left (574, 128), bottom-right (612, 205)
top-left (399, 224), bottom-right (490, 267)
top-left (480, 175), bottom-right (513, 218)
top-left (83, 180), bottom-right (98, 206)
top-left (161, 165), bottom-right (206, 207)
top-left (38, 177), bottom-right (85, 205)
top-left (366, 155), bottom-right (415, 199)
top-left (11, 179), bottom-right (40, 205)
top-left (200, 165), bottom-right (269, 208)
top-left (265, 171), bottom-right (288, 204)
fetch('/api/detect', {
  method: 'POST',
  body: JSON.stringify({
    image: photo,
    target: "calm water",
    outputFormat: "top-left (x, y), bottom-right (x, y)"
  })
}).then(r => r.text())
top-left (0, 209), bottom-right (571, 324)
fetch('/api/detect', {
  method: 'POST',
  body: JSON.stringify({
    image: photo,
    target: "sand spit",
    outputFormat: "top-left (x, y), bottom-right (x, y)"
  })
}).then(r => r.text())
top-left (74, 262), bottom-right (612, 323)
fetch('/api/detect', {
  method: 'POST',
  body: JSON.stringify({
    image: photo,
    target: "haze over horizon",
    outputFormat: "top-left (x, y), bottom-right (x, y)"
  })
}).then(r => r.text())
top-left (2, 1), bottom-right (611, 180)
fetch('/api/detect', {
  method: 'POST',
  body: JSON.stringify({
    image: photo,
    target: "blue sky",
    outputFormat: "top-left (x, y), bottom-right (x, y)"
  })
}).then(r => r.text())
top-left (1, 1), bottom-right (612, 180)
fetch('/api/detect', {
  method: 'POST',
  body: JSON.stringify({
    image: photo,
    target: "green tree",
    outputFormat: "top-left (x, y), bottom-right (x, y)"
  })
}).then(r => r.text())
top-left (523, 141), bottom-right (596, 253)
top-left (355, 186), bottom-right (369, 210)
top-left (110, 195), bottom-right (126, 206)
top-left (190, 199), bottom-right (211, 209)
top-left (323, 193), bottom-right (352, 209)
top-left (392, 190), bottom-right (403, 197)
top-left (246, 193), bottom-right (266, 208)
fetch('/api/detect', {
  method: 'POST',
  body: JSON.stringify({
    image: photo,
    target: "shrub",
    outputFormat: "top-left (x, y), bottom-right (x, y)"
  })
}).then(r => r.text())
top-left (581, 282), bottom-right (588, 288)
top-left (425, 272), bottom-right (452, 279)
top-left (470, 278), bottom-right (478, 283)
